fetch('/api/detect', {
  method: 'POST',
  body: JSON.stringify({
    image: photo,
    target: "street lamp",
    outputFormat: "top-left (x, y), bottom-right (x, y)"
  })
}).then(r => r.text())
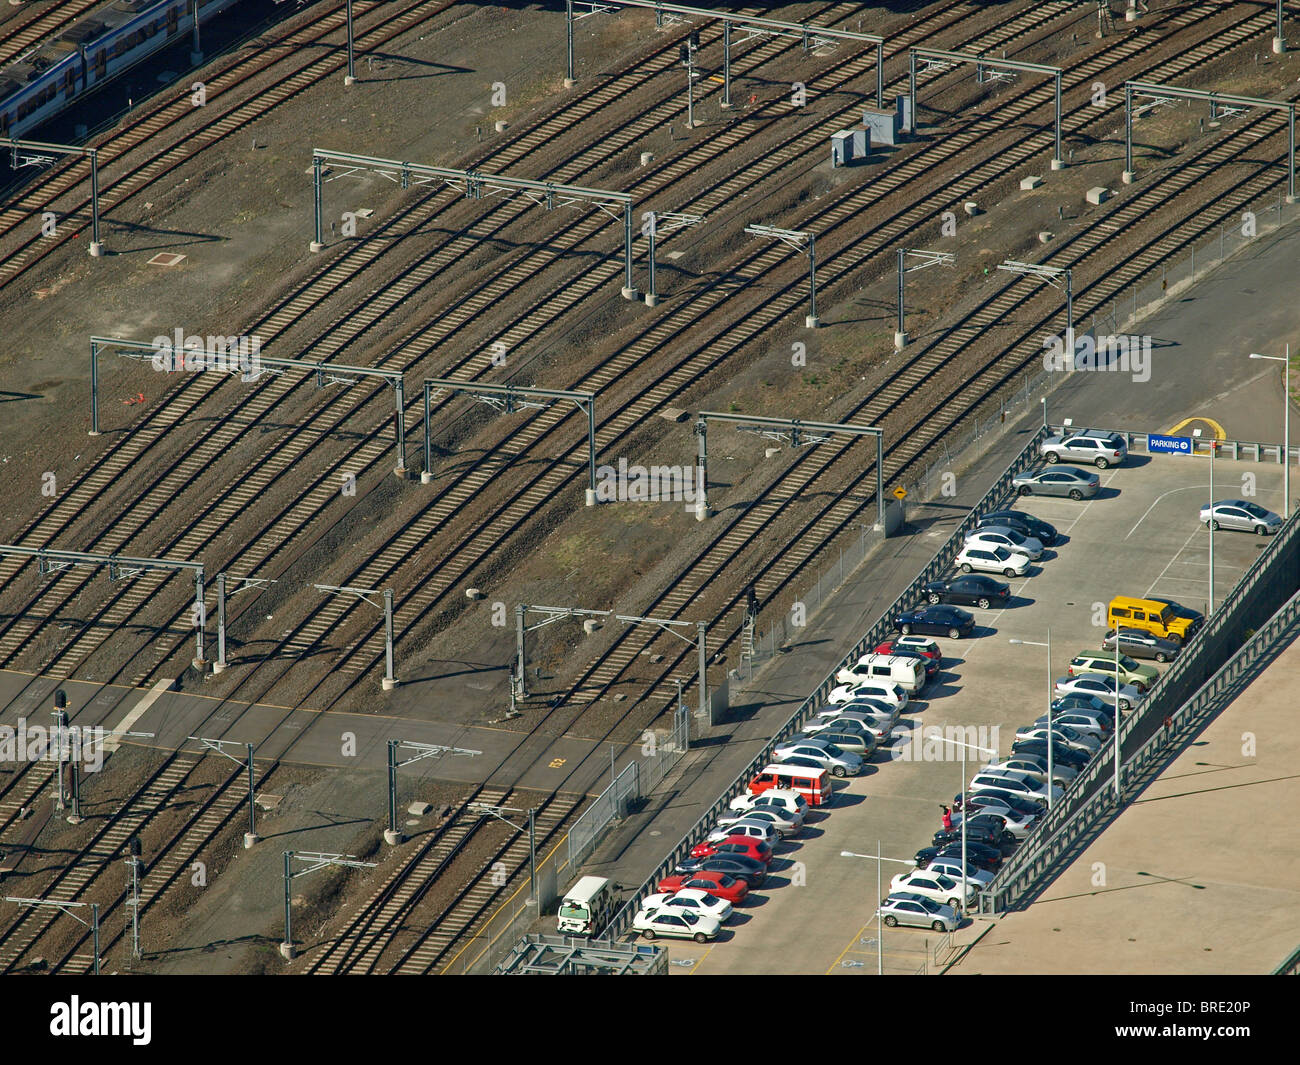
top-left (1009, 629), bottom-right (1054, 808)
top-left (1192, 428), bottom-right (1216, 613)
top-left (1249, 346), bottom-right (1291, 519)
top-left (840, 845), bottom-right (916, 975)
top-left (934, 735), bottom-right (999, 899)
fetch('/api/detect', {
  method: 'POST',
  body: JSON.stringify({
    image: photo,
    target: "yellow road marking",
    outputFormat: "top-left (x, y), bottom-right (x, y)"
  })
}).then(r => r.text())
top-left (688, 944), bottom-right (714, 972)
top-left (825, 919), bottom-right (874, 974)
top-left (1166, 416), bottom-right (1225, 440)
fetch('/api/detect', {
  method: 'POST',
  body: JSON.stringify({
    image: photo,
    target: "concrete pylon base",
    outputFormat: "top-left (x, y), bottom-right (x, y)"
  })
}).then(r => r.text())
top-left (88, 431), bottom-right (101, 437)
top-left (621, 286), bottom-right (638, 300)
top-left (585, 488), bottom-right (597, 506)
top-left (89, 242), bottom-right (104, 257)
top-left (393, 466), bottom-right (407, 479)
top-left (420, 470), bottom-right (432, 484)
top-left (212, 660), bottom-right (227, 674)
top-left (384, 829), bottom-right (405, 845)
top-left (192, 658), bottom-right (206, 671)
top-left (66, 814), bottom-right (83, 825)
top-left (805, 315), bottom-right (820, 329)
top-left (1050, 158), bottom-right (1065, 171)
top-left (1122, 170), bottom-right (1137, 185)
top-left (279, 942), bottom-right (296, 960)
top-left (719, 101), bottom-right (731, 109)
top-left (563, 77), bottom-right (576, 88)
top-left (644, 292), bottom-right (658, 307)
top-left (382, 677), bottom-right (397, 691)
top-left (695, 502), bottom-right (710, 521)
top-left (1273, 38), bottom-right (1286, 54)
top-left (1287, 195), bottom-right (1298, 205)
top-left (344, 75), bottom-right (356, 86)
top-left (1125, 10), bottom-right (1138, 22)
top-left (243, 833), bottom-right (259, 849)
top-left (309, 241), bottom-right (325, 252)
top-left (894, 331), bottom-right (908, 351)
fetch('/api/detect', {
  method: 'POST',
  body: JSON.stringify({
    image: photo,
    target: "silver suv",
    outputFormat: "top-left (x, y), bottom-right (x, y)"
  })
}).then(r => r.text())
top-left (1041, 430), bottom-right (1128, 469)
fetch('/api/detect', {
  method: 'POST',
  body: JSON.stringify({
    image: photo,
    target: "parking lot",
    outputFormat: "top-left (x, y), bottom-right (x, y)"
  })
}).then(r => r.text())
top-left (650, 450), bottom-right (1287, 974)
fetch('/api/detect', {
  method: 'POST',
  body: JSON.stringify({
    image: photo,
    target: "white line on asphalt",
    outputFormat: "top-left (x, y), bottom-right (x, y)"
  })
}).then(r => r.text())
top-left (1125, 486), bottom-right (1205, 540)
top-left (103, 677), bottom-right (172, 753)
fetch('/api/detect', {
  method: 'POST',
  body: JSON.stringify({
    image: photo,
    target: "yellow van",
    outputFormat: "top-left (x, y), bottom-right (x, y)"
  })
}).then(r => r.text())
top-left (1107, 596), bottom-right (1197, 644)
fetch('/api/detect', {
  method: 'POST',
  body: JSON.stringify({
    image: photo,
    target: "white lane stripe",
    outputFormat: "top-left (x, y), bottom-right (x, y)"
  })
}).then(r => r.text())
top-left (103, 677), bottom-right (172, 752)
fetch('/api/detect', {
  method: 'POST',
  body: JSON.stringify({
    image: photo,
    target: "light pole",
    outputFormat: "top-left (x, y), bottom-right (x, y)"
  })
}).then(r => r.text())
top-left (840, 845), bottom-right (915, 975)
top-left (1193, 429), bottom-right (1216, 613)
top-left (1009, 629), bottom-right (1054, 807)
top-left (470, 803), bottom-right (538, 905)
top-left (1113, 641), bottom-right (1122, 800)
top-left (1249, 347), bottom-right (1291, 519)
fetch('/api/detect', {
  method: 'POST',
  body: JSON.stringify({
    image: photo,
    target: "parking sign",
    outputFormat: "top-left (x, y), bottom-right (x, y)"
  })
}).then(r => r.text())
top-left (1147, 434), bottom-right (1192, 455)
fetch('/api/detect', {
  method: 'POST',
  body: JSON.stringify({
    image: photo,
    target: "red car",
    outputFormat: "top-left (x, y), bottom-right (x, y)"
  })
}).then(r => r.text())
top-left (875, 639), bottom-right (939, 660)
top-left (688, 835), bottom-right (773, 865)
top-left (656, 871), bottom-right (749, 904)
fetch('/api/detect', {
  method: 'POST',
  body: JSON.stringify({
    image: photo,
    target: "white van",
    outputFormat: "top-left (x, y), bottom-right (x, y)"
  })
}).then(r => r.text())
top-left (835, 653), bottom-right (925, 694)
top-left (557, 875), bottom-right (615, 936)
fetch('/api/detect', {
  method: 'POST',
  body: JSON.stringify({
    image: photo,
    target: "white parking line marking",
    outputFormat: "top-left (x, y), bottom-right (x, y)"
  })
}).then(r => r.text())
top-left (1125, 486), bottom-right (1205, 540)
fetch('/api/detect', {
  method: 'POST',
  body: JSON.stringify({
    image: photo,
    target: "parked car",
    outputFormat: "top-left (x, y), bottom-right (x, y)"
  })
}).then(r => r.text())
top-left (638, 888), bottom-right (734, 923)
top-left (932, 821), bottom-right (1003, 850)
top-left (633, 908), bottom-right (721, 942)
top-left (1033, 710), bottom-right (1111, 740)
top-left (703, 819), bottom-right (780, 848)
top-left (827, 680), bottom-right (908, 710)
top-left (991, 753), bottom-right (1078, 787)
top-left (1054, 674), bottom-right (1144, 712)
top-left (806, 709), bottom-right (895, 744)
top-left (802, 728), bottom-right (877, 759)
top-left (885, 647), bottom-right (940, 680)
top-left (892, 604), bottom-right (976, 639)
top-left (890, 870), bottom-right (977, 910)
top-left (977, 509), bottom-right (1059, 546)
top-left (956, 790), bottom-right (1047, 820)
top-left (773, 737), bottom-right (864, 778)
top-left (960, 811), bottom-right (1021, 846)
top-left (1014, 722), bottom-right (1102, 754)
top-left (1012, 466), bottom-right (1100, 500)
top-left (878, 892), bottom-right (960, 932)
top-left (656, 870), bottom-right (749, 904)
top-left (876, 636), bottom-right (942, 660)
top-left (1041, 430), bottom-right (1128, 468)
top-left (969, 769), bottom-right (1062, 804)
top-left (958, 793), bottom-right (1046, 834)
top-left (714, 807), bottom-right (800, 837)
top-left (1011, 738), bottom-right (1091, 771)
top-left (680, 855), bottom-right (767, 888)
top-left (923, 574), bottom-right (1012, 609)
top-left (1068, 651), bottom-right (1160, 692)
top-left (812, 698), bottom-right (901, 725)
top-left (916, 841), bottom-right (1003, 873)
top-left (728, 788), bottom-right (808, 826)
top-left (925, 858), bottom-right (995, 889)
top-left (954, 544), bottom-right (1032, 578)
top-left (1050, 692), bottom-right (1116, 721)
top-left (1102, 627), bottom-right (1181, 663)
top-left (688, 835), bottom-right (774, 865)
top-left (1199, 499), bottom-right (1283, 535)
top-left (1143, 596), bottom-right (1204, 636)
top-left (963, 527), bottom-right (1045, 561)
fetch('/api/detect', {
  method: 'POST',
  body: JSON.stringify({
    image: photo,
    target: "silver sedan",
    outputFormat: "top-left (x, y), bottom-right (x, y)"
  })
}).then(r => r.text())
top-left (1012, 466), bottom-right (1100, 500)
top-left (1199, 499), bottom-right (1283, 535)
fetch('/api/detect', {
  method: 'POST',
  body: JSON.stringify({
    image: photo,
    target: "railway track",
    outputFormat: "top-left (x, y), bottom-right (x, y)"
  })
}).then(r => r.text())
top-left (0, 0), bottom-right (102, 69)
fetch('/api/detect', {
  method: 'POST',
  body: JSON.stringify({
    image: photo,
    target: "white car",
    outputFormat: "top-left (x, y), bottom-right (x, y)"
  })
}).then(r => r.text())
top-left (1054, 674), bottom-right (1144, 712)
top-left (705, 819), bottom-right (781, 847)
top-left (714, 807), bottom-right (799, 837)
top-left (990, 754), bottom-right (1078, 787)
top-left (890, 870), bottom-right (977, 910)
top-left (826, 680), bottom-right (908, 710)
top-left (773, 737), bottom-right (864, 777)
top-left (638, 888), bottom-right (734, 924)
top-left (924, 858), bottom-right (995, 889)
top-left (891, 634), bottom-right (942, 659)
top-left (954, 544), bottom-right (1032, 578)
top-left (878, 892), bottom-right (959, 932)
top-left (805, 711), bottom-right (894, 744)
top-left (969, 769), bottom-right (1062, 803)
top-left (1014, 722), bottom-right (1101, 754)
top-left (963, 527), bottom-right (1045, 561)
top-left (633, 907), bottom-right (721, 942)
top-left (1032, 711), bottom-right (1110, 741)
top-left (728, 788), bottom-right (808, 825)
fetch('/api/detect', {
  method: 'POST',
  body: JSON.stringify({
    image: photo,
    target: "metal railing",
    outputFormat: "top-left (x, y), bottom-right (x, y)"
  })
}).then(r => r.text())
top-left (569, 762), bottom-right (639, 870)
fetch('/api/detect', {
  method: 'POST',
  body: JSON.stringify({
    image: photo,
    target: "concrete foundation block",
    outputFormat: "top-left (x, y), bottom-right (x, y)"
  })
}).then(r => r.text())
top-left (1019, 175), bottom-right (1044, 191)
top-left (1122, 170), bottom-right (1137, 185)
top-left (894, 331), bottom-right (908, 350)
top-left (1086, 186), bottom-right (1111, 205)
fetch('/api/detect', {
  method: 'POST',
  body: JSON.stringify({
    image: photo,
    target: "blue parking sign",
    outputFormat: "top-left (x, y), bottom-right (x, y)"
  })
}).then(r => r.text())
top-left (1148, 434), bottom-right (1192, 454)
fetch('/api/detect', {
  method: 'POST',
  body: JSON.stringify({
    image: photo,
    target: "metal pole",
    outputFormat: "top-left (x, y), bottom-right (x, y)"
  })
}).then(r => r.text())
top-left (130, 857), bottom-right (141, 959)
top-left (516, 604), bottom-right (527, 697)
top-left (1208, 443), bottom-right (1215, 613)
top-left (566, 0), bottom-right (574, 83)
top-left (876, 840), bottom-right (883, 975)
top-left (1125, 84), bottom-right (1133, 175)
top-left (193, 569), bottom-right (205, 667)
top-left (393, 378), bottom-right (406, 475)
top-left (876, 41), bottom-right (883, 109)
top-left (686, 44), bottom-right (694, 128)
top-left (1054, 73), bottom-right (1063, 166)
top-left (216, 572), bottom-right (227, 671)
top-left (960, 746), bottom-right (966, 902)
top-left (528, 807), bottom-right (537, 902)
top-left (1065, 268), bottom-right (1073, 350)
top-left (283, 851), bottom-right (293, 953)
top-left (807, 234), bottom-right (817, 322)
top-left (1112, 643), bottom-right (1121, 799)
top-left (423, 381), bottom-right (432, 481)
top-left (586, 399), bottom-right (597, 496)
top-left (90, 341), bottom-right (100, 436)
top-left (68, 757), bottom-right (81, 822)
top-left (246, 743), bottom-right (257, 839)
top-left (623, 203), bottom-right (635, 297)
top-left (648, 221), bottom-right (656, 300)
top-left (1285, 345), bottom-right (1291, 519)
top-left (383, 588), bottom-right (395, 687)
top-left (345, 0), bottom-right (356, 84)
top-left (312, 155), bottom-right (324, 250)
top-left (1047, 628), bottom-right (1053, 807)
top-left (697, 621), bottom-right (708, 718)
top-left (876, 433), bottom-right (885, 531)
top-left (87, 148), bottom-right (99, 250)
top-left (91, 903), bottom-right (100, 976)
top-left (894, 248), bottom-right (904, 335)
top-left (191, 0), bottom-right (200, 58)
top-left (696, 418), bottom-right (709, 515)
top-left (723, 21), bottom-right (731, 108)
top-left (52, 706), bottom-right (67, 809)
top-left (908, 52), bottom-right (917, 133)
top-left (1289, 108), bottom-right (1295, 203)
top-left (387, 740), bottom-right (398, 835)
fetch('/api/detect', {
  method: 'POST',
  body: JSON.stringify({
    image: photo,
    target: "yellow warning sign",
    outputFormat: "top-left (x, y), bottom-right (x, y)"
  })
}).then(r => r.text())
top-left (892, 486), bottom-right (908, 500)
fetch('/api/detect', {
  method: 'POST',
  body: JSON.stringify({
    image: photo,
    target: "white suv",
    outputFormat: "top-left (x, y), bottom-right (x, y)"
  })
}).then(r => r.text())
top-left (955, 544), bottom-right (1031, 578)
